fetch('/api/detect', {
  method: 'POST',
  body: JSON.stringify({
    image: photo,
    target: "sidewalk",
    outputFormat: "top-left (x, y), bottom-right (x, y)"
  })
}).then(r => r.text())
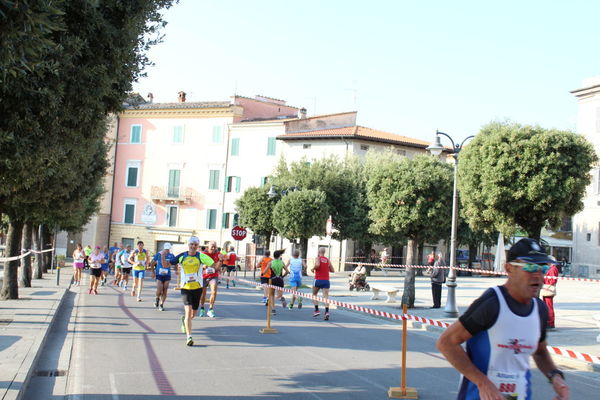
top-left (0, 265), bottom-right (73, 400)
top-left (326, 271), bottom-right (600, 372)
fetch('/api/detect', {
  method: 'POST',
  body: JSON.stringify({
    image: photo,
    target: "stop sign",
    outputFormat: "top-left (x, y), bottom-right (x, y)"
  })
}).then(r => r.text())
top-left (231, 226), bottom-right (247, 241)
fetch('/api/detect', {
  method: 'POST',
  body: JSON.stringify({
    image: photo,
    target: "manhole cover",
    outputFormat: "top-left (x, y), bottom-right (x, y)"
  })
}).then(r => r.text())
top-left (35, 370), bottom-right (67, 377)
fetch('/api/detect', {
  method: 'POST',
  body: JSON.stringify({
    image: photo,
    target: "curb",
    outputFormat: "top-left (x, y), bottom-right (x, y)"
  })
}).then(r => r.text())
top-left (336, 304), bottom-right (600, 374)
top-left (4, 280), bottom-right (72, 400)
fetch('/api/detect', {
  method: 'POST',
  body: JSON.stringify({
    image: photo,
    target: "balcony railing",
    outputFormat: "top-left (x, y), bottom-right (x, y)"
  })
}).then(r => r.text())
top-left (151, 186), bottom-right (194, 204)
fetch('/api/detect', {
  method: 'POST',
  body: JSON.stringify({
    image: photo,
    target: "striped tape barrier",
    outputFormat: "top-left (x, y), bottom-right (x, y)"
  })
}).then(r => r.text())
top-left (0, 248), bottom-right (55, 262)
top-left (228, 275), bottom-right (600, 365)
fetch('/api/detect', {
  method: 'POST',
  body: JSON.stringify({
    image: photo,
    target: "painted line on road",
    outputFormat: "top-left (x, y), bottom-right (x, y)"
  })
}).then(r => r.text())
top-left (109, 372), bottom-right (119, 400)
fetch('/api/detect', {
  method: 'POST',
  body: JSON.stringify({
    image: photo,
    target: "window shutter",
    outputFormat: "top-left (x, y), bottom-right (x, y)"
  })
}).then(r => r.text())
top-left (168, 170), bottom-right (180, 197)
top-left (127, 167), bottom-right (138, 187)
top-left (231, 138), bottom-right (240, 156)
top-left (124, 204), bottom-right (135, 224)
top-left (235, 176), bottom-right (241, 192)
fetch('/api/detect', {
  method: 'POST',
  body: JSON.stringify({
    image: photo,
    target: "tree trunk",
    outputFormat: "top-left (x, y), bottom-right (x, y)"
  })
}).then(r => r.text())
top-left (1, 220), bottom-right (24, 300)
top-left (41, 224), bottom-right (51, 272)
top-left (401, 238), bottom-right (418, 308)
top-left (33, 225), bottom-right (44, 279)
top-left (467, 243), bottom-right (477, 275)
top-left (19, 223), bottom-right (33, 288)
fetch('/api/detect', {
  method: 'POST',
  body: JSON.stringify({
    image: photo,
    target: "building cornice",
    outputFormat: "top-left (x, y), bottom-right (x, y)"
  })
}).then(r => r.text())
top-left (570, 84), bottom-right (600, 99)
top-left (119, 106), bottom-right (243, 119)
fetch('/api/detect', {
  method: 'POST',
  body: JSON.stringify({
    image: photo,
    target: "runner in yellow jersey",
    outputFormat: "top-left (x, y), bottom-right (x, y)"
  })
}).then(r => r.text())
top-left (128, 241), bottom-right (148, 302)
top-left (167, 236), bottom-right (214, 346)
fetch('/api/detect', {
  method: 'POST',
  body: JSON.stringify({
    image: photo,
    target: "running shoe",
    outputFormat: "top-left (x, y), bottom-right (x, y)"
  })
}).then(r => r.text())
top-left (137, 297), bottom-right (142, 302)
top-left (186, 336), bottom-right (193, 346)
top-left (123, 285), bottom-right (127, 291)
top-left (324, 312), bottom-right (330, 321)
top-left (271, 309), bottom-right (276, 315)
top-left (100, 280), bottom-right (105, 286)
top-left (280, 297), bottom-right (287, 308)
top-left (93, 289), bottom-right (98, 295)
top-left (313, 310), bottom-right (321, 317)
top-left (288, 303), bottom-right (293, 310)
top-left (198, 309), bottom-right (206, 317)
top-left (88, 289), bottom-right (92, 294)
top-left (154, 297), bottom-right (160, 308)
top-left (207, 309), bottom-right (215, 318)
top-left (298, 300), bottom-right (303, 309)
top-left (180, 316), bottom-right (186, 333)
top-left (159, 304), bottom-right (164, 311)
top-left (131, 289), bottom-right (136, 297)
top-left (260, 297), bottom-right (268, 303)
top-left (232, 280), bottom-right (236, 287)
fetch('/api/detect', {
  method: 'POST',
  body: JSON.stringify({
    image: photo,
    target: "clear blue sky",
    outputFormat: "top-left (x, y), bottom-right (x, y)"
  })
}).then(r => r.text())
top-left (133, 0), bottom-right (600, 143)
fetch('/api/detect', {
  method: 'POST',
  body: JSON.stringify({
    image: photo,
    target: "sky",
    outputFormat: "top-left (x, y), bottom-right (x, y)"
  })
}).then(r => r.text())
top-left (133, 0), bottom-right (600, 144)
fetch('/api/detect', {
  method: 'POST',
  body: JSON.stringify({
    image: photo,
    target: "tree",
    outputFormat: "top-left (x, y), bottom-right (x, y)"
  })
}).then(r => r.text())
top-left (366, 153), bottom-right (453, 308)
top-left (272, 190), bottom-right (329, 260)
top-left (456, 218), bottom-right (498, 268)
top-left (458, 122), bottom-right (598, 240)
top-left (235, 186), bottom-right (278, 245)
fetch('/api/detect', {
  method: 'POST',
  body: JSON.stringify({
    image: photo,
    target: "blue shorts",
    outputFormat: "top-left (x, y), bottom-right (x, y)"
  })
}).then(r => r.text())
top-left (101, 264), bottom-right (109, 271)
top-left (313, 280), bottom-right (330, 289)
top-left (133, 270), bottom-right (145, 279)
top-left (289, 278), bottom-right (302, 288)
top-left (156, 275), bottom-right (171, 282)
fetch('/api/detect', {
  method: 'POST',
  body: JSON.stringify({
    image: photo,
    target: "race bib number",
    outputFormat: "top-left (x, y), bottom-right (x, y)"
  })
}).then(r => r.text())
top-left (205, 267), bottom-right (215, 274)
top-left (185, 273), bottom-right (197, 283)
top-left (159, 267), bottom-right (169, 275)
top-left (489, 370), bottom-right (520, 399)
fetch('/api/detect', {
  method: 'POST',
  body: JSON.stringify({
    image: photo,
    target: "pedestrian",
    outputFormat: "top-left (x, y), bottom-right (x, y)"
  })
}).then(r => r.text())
top-left (541, 262), bottom-right (559, 329)
top-left (380, 247), bottom-right (390, 268)
top-left (258, 250), bottom-right (273, 304)
top-left (119, 245), bottom-right (133, 291)
top-left (286, 249), bottom-right (306, 309)
top-left (198, 241), bottom-right (223, 318)
top-left (83, 244), bottom-right (92, 269)
top-left (350, 263), bottom-right (367, 287)
top-left (88, 246), bottom-right (104, 295)
top-left (72, 243), bottom-right (85, 286)
top-left (427, 250), bottom-right (436, 266)
top-left (265, 249), bottom-right (289, 314)
top-left (223, 245), bottom-right (237, 288)
top-left (436, 238), bottom-right (569, 400)
top-left (150, 243), bottom-right (175, 311)
top-left (311, 247), bottom-right (335, 320)
top-left (128, 241), bottom-right (148, 302)
top-left (100, 245), bottom-right (110, 286)
top-left (168, 236), bottom-right (215, 346)
top-left (430, 252), bottom-right (445, 308)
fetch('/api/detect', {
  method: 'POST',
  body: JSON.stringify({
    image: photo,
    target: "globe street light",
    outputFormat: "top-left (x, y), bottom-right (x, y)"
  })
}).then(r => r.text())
top-left (427, 130), bottom-right (474, 317)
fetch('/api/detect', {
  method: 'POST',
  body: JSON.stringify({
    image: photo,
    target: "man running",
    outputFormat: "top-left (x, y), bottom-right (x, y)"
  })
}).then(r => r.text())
top-left (311, 247), bottom-right (335, 320)
top-left (100, 245), bottom-right (110, 286)
top-left (223, 245), bottom-right (237, 289)
top-left (112, 243), bottom-right (124, 286)
top-left (258, 250), bottom-right (273, 304)
top-left (150, 243), bottom-right (175, 311)
top-left (128, 241), bottom-right (149, 302)
top-left (88, 246), bottom-right (104, 295)
top-left (120, 244), bottom-right (133, 291)
top-left (168, 236), bottom-right (214, 346)
top-left (199, 241), bottom-right (223, 318)
top-left (265, 249), bottom-right (289, 315)
top-left (286, 249), bottom-right (306, 309)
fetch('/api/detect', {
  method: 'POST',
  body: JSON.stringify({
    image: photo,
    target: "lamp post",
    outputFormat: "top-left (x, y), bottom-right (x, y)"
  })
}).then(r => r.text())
top-left (427, 130), bottom-right (474, 317)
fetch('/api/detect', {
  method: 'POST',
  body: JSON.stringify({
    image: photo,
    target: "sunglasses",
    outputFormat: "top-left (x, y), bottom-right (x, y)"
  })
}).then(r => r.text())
top-left (510, 262), bottom-right (549, 273)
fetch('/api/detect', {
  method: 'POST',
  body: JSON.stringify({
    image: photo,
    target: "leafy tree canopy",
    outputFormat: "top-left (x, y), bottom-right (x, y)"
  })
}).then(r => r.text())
top-left (235, 186), bottom-right (278, 241)
top-left (272, 190), bottom-right (328, 241)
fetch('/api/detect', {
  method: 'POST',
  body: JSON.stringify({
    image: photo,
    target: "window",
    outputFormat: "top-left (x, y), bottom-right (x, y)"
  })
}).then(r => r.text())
top-left (212, 126), bottom-right (223, 143)
top-left (303, 144), bottom-right (311, 149)
top-left (225, 176), bottom-right (241, 193)
top-left (130, 125), bottom-right (142, 143)
top-left (126, 161), bottom-right (140, 187)
top-left (123, 200), bottom-right (136, 224)
top-left (267, 137), bottom-right (276, 155)
top-left (207, 209), bottom-right (217, 229)
top-left (233, 213), bottom-right (239, 226)
top-left (173, 126), bottom-right (184, 143)
top-left (360, 144), bottom-right (369, 151)
top-left (587, 233), bottom-right (592, 241)
top-left (396, 149), bottom-right (407, 156)
top-left (231, 138), bottom-right (240, 156)
top-left (122, 238), bottom-right (134, 248)
top-left (166, 206), bottom-right (178, 227)
top-left (168, 169), bottom-right (180, 197)
top-left (209, 170), bottom-right (220, 190)
top-left (222, 212), bottom-right (231, 229)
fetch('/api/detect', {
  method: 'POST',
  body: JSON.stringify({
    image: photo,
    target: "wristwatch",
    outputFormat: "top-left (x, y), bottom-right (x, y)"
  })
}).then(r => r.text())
top-left (547, 369), bottom-right (565, 383)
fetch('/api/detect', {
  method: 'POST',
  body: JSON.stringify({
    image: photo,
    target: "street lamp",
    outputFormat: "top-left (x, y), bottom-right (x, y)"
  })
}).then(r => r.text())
top-left (427, 130), bottom-right (474, 317)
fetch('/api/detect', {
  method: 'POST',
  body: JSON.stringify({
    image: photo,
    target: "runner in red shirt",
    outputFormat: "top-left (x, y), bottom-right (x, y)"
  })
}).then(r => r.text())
top-left (223, 245), bottom-right (237, 289)
top-left (311, 247), bottom-right (335, 320)
top-left (199, 241), bottom-right (223, 318)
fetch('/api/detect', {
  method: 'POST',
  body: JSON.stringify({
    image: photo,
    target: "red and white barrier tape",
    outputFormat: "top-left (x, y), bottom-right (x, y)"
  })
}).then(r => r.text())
top-left (228, 275), bottom-right (600, 365)
top-left (0, 248), bottom-right (55, 262)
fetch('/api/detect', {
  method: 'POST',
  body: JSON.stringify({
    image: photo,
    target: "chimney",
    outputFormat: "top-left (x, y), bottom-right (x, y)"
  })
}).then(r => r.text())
top-left (298, 107), bottom-right (307, 119)
top-left (178, 91), bottom-right (186, 103)
top-left (147, 92), bottom-right (154, 103)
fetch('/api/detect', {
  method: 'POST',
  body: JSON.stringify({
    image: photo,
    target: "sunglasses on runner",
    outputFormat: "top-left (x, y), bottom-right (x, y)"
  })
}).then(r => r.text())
top-left (509, 262), bottom-right (549, 273)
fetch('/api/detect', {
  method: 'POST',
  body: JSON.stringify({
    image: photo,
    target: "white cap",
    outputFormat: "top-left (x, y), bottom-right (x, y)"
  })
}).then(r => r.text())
top-left (188, 236), bottom-right (200, 244)
top-left (163, 243), bottom-right (172, 250)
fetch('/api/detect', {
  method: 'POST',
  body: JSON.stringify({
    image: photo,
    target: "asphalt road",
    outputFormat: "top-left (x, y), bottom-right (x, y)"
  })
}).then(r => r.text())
top-left (24, 277), bottom-right (600, 399)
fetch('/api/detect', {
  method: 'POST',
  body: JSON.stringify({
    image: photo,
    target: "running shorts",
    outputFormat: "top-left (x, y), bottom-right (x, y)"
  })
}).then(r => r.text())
top-left (225, 265), bottom-right (236, 272)
top-left (271, 277), bottom-right (284, 288)
top-left (122, 267), bottom-right (132, 275)
top-left (289, 278), bottom-right (302, 288)
top-left (132, 270), bottom-right (145, 279)
top-left (314, 279), bottom-right (330, 289)
top-left (181, 288), bottom-right (202, 310)
top-left (101, 264), bottom-right (109, 271)
top-left (203, 277), bottom-right (218, 287)
top-left (156, 275), bottom-right (171, 282)
top-left (260, 277), bottom-right (270, 285)
top-left (90, 268), bottom-right (102, 277)
top-left (74, 262), bottom-right (84, 269)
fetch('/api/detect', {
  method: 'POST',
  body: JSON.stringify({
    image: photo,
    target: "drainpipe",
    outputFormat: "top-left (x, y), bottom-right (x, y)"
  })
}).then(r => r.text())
top-left (107, 115), bottom-right (120, 246)
top-left (219, 123), bottom-right (232, 245)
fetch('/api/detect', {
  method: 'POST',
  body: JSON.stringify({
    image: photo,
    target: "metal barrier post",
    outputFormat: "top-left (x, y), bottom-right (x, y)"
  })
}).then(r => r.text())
top-left (388, 304), bottom-right (418, 398)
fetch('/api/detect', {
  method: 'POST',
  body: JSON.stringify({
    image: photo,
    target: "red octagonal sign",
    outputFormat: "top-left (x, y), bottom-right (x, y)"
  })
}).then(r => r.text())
top-left (231, 226), bottom-right (247, 241)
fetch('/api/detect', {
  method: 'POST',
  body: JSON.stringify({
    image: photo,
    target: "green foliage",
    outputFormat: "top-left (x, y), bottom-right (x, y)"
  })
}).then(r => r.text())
top-left (272, 190), bottom-right (328, 241)
top-left (366, 153), bottom-right (454, 244)
top-left (235, 186), bottom-right (277, 240)
top-left (458, 121), bottom-right (598, 239)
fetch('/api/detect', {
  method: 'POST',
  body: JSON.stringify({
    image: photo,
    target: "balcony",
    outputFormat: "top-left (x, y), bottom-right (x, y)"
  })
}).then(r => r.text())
top-left (151, 186), bottom-right (194, 204)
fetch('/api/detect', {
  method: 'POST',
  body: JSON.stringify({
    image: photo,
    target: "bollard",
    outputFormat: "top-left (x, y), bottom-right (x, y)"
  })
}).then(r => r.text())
top-left (56, 266), bottom-right (60, 286)
top-left (388, 304), bottom-right (418, 399)
top-left (260, 279), bottom-right (278, 334)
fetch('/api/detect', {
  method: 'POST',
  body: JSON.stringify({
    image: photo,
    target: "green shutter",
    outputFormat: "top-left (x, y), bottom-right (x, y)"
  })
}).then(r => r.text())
top-left (131, 125), bottom-right (141, 143)
top-left (127, 167), bottom-right (138, 187)
top-left (231, 138), bottom-right (239, 156)
top-left (233, 213), bottom-right (239, 226)
top-left (173, 126), bottom-right (183, 143)
top-left (212, 126), bottom-right (222, 143)
top-left (168, 170), bottom-right (180, 197)
top-left (209, 170), bottom-right (220, 190)
top-left (235, 176), bottom-right (241, 192)
top-left (207, 209), bottom-right (217, 229)
top-left (267, 137), bottom-right (276, 155)
top-left (224, 176), bottom-right (230, 192)
top-left (124, 204), bottom-right (135, 224)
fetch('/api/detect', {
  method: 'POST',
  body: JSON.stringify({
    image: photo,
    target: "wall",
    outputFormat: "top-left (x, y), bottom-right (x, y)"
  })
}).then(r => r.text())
top-left (285, 112), bottom-right (357, 133)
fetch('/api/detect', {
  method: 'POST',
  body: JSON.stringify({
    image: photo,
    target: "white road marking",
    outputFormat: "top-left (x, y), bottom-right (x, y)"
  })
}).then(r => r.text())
top-left (109, 372), bottom-right (120, 400)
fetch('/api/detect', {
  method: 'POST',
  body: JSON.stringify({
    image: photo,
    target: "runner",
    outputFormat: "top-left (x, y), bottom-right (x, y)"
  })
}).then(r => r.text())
top-left (100, 245), bottom-right (110, 286)
top-left (311, 247), bottom-right (335, 320)
top-left (150, 243), bottom-right (175, 311)
top-left (258, 250), bottom-right (273, 304)
top-left (119, 244), bottom-right (133, 291)
top-left (168, 236), bottom-right (214, 346)
top-left (83, 244), bottom-right (92, 269)
top-left (128, 241), bottom-right (148, 302)
top-left (72, 243), bottom-right (85, 286)
top-left (112, 243), bottom-right (124, 286)
top-left (223, 245), bottom-right (237, 289)
top-left (88, 246), bottom-right (104, 295)
top-left (286, 249), bottom-right (306, 309)
top-left (108, 242), bottom-right (120, 276)
top-left (265, 249), bottom-right (289, 315)
top-left (199, 241), bottom-right (223, 318)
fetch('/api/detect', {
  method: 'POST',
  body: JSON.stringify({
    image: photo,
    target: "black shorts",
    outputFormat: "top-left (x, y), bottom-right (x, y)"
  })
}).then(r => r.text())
top-left (90, 268), bottom-right (102, 277)
top-left (181, 288), bottom-right (203, 310)
top-left (225, 265), bottom-right (236, 272)
top-left (271, 277), bottom-right (284, 288)
top-left (122, 267), bottom-right (132, 275)
top-left (260, 277), bottom-right (270, 284)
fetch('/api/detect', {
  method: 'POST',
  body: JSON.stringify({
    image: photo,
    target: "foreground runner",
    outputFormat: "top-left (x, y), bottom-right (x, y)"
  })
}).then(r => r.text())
top-left (199, 241), bottom-right (223, 318)
top-left (88, 246), bottom-right (104, 295)
top-left (112, 243), bottom-right (124, 286)
top-left (129, 241), bottom-right (148, 302)
top-left (119, 245), bottom-right (132, 291)
top-left (311, 247), bottom-right (334, 320)
top-left (266, 249), bottom-right (289, 315)
top-left (151, 243), bottom-right (175, 311)
top-left (258, 250), bottom-right (273, 303)
top-left (286, 249), bottom-right (306, 309)
top-left (223, 245), bottom-right (237, 288)
top-left (72, 243), bottom-right (85, 286)
top-left (168, 236), bottom-right (214, 346)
